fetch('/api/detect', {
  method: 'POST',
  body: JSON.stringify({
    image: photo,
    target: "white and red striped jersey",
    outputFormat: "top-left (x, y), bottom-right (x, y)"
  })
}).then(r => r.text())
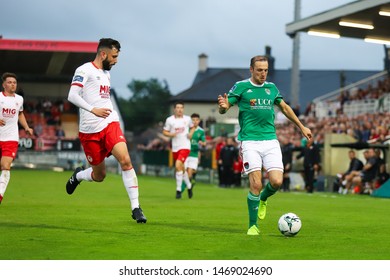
top-left (70, 62), bottom-right (119, 133)
top-left (163, 115), bottom-right (192, 152)
top-left (0, 92), bottom-right (23, 141)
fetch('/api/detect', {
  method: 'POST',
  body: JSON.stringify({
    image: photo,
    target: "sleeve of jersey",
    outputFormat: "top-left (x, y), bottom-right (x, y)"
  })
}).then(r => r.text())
top-left (201, 131), bottom-right (206, 142)
top-left (227, 83), bottom-right (240, 106)
top-left (68, 85), bottom-right (94, 112)
top-left (274, 85), bottom-right (283, 105)
top-left (163, 118), bottom-right (171, 132)
top-left (188, 116), bottom-right (194, 128)
top-left (19, 96), bottom-right (24, 112)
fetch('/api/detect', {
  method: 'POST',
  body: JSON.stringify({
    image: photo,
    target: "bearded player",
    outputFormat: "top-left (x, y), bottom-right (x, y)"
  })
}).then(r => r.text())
top-left (66, 38), bottom-right (146, 223)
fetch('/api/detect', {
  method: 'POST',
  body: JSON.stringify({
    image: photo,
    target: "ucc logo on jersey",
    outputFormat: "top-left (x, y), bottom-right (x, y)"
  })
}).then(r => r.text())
top-left (249, 99), bottom-right (272, 106)
top-left (249, 98), bottom-right (272, 110)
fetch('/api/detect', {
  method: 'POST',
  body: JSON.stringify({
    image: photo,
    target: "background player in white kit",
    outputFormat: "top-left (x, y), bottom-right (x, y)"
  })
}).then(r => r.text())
top-left (163, 101), bottom-right (195, 199)
top-left (0, 72), bottom-right (33, 204)
top-left (66, 38), bottom-right (146, 223)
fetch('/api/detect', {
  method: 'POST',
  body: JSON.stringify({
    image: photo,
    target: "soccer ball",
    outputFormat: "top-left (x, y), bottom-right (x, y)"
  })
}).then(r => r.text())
top-left (278, 213), bottom-right (302, 237)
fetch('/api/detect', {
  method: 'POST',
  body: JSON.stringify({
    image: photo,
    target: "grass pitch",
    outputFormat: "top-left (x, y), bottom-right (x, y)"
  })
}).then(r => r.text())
top-left (1, 169), bottom-right (389, 260)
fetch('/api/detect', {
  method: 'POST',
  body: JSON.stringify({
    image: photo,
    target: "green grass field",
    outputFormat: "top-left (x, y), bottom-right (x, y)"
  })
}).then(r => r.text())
top-left (1, 169), bottom-right (389, 260)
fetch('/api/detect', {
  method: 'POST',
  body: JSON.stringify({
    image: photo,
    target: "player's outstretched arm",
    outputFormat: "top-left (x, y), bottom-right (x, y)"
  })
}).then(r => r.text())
top-left (278, 100), bottom-right (312, 140)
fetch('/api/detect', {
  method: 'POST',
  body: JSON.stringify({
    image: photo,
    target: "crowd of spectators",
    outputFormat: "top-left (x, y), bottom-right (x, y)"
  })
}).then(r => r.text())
top-left (339, 75), bottom-right (390, 104)
top-left (303, 75), bottom-right (390, 118)
top-left (19, 98), bottom-right (77, 140)
top-left (275, 112), bottom-right (389, 147)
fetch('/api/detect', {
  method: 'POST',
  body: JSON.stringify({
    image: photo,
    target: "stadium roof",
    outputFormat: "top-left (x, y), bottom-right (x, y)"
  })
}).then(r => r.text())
top-left (0, 38), bottom-right (97, 82)
top-left (286, 0), bottom-right (390, 43)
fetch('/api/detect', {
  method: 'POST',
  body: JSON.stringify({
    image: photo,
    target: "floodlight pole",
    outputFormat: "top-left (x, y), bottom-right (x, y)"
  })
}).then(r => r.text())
top-left (290, 0), bottom-right (301, 108)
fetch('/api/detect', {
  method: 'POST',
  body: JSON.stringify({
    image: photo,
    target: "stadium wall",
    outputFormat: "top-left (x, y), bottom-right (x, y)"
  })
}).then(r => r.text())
top-left (324, 133), bottom-right (358, 176)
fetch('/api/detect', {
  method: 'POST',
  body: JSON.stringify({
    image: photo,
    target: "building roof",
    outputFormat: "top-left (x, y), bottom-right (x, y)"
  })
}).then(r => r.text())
top-left (173, 66), bottom-right (380, 107)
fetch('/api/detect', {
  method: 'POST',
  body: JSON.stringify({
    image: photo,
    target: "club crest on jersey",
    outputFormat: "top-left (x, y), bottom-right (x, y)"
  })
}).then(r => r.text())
top-left (265, 89), bottom-right (271, 95)
top-left (72, 75), bottom-right (84, 83)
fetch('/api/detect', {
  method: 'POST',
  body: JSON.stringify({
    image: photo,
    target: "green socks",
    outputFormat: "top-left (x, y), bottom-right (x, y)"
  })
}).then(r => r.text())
top-left (260, 182), bottom-right (277, 202)
top-left (247, 192), bottom-right (260, 227)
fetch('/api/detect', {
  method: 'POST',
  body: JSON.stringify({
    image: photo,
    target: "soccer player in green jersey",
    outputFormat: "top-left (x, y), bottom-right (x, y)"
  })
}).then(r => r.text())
top-left (181, 113), bottom-right (206, 198)
top-left (217, 55), bottom-right (312, 235)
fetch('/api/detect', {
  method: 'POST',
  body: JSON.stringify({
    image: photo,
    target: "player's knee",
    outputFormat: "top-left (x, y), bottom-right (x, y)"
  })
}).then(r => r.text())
top-left (251, 181), bottom-right (262, 193)
top-left (270, 178), bottom-right (283, 189)
top-left (116, 155), bottom-right (127, 165)
top-left (93, 171), bottom-right (106, 182)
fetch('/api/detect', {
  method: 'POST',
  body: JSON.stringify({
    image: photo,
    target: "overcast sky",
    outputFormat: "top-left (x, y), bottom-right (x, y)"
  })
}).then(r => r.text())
top-left (1, 0), bottom-right (385, 98)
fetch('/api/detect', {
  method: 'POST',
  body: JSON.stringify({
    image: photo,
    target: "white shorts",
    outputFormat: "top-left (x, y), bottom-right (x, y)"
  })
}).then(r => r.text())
top-left (240, 139), bottom-right (283, 175)
top-left (184, 156), bottom-right (199, 170)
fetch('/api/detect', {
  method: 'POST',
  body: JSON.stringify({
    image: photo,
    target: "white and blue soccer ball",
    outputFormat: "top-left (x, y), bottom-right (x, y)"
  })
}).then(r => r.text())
top-left (278, 212), bottom-right (302, 237)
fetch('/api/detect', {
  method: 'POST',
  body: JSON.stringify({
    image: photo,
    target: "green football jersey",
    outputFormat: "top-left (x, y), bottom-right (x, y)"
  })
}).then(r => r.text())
top-left (227, 79), bottom-right (283, 141)
top-left (189, 126), bottom-right (205, 157)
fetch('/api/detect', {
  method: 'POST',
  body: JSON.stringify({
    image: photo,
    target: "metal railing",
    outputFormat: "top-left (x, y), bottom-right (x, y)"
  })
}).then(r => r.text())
top-left (315, 93), bottom-right (390, 118)
top-left (313, 70), bottom-right (388, 104)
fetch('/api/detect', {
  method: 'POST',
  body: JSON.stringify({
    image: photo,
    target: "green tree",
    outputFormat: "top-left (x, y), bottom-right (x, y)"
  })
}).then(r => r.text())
top-left (118, 78), bottom-right (172, 133)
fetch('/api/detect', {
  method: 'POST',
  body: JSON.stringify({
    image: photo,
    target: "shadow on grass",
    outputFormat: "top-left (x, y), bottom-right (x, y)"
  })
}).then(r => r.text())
top-left (0, 220), bottom-right (243, 235)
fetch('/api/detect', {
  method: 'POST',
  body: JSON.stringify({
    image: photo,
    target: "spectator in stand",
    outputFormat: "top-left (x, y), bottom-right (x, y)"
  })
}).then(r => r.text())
top-left (279, 135), bottom-right (294, 192)
top-left (368, 127), bottom-right (380, 143)
top-left (335, 150), bottom-right (364, 193)
top-left (377, 160), bottom-right (389, 187)
top-left (215, 135), bottom-right (226, 187)
top-left (352, 121), bottom-right (363, 142)
top-left (34, 122), bottom-right (43, 137)
top-left (375, 149), bottom-right (389, 187)
top-left (296, 137), bottom-right (321, 193)
top-left (344, 149), bottom-right (379, 194)
top-left (342, 150), bottom-right (370, 193)
top-left (233, 156), bottom-right (243, 187)
top-left (218, 137), bottom-right (238, 187)
top-left (48, 105), bottom-right (61, 125)
top-left (55, 125), bottom-right (66, 138)
top-left (42, 99), bottom-right (52, 119)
